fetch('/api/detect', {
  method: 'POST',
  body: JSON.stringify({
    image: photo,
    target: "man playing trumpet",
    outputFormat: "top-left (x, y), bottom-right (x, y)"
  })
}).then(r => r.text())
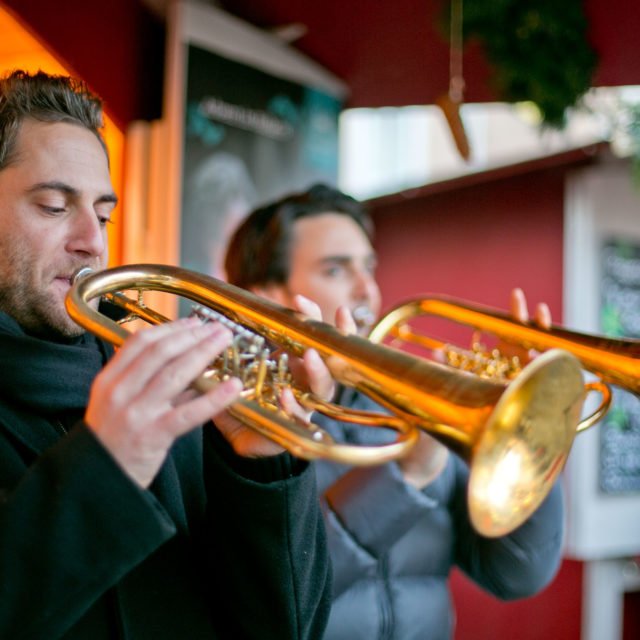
top-left (0, 70), bottom-right (333, 639)
top-left (224, 183), bottom-right (565, 640)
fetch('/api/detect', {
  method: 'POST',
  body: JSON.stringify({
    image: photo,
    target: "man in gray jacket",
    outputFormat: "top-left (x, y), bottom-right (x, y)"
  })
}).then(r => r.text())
top-left (224, 183), bottom-right (565, 640)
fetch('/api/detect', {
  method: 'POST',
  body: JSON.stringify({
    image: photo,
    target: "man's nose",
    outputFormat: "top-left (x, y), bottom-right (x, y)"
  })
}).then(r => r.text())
top-left (66, 208), bottom-right (105, 257)
top-left (353, 269), bottom-right (379, 301)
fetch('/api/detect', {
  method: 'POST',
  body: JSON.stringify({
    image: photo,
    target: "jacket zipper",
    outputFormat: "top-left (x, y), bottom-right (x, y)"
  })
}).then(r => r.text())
top-left (378, 554), bottom-right (394, 640)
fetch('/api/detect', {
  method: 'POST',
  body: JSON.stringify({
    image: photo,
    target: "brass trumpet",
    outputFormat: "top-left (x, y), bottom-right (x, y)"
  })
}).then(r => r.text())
top-left (66, 264), bottom-right (596, 537)
top-left (369, 295), bottom-right (635, 417)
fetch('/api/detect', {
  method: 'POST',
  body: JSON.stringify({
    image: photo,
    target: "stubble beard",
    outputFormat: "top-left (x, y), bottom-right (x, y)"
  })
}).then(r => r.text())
top-left (0, 249), bottom-right (86, 340)
top-left (0, 282), bottom-right (84, 340)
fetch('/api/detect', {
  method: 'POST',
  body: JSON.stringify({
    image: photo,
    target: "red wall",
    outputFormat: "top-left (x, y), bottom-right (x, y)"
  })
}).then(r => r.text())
top-left (370, 169), bottom-right (567, 319)
top-left (369, 166), bottom-right (582, 640)
top-left (451, 562), bottom-right (583, 640)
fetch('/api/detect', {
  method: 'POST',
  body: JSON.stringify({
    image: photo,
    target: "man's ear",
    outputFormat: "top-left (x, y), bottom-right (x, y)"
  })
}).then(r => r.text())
top-left (250, 283), bottom-right (289, 306)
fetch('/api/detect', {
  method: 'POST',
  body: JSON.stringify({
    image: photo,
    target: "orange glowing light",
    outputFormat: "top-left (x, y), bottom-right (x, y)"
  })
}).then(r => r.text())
top-left (0, 4), bottom-right (125, 265)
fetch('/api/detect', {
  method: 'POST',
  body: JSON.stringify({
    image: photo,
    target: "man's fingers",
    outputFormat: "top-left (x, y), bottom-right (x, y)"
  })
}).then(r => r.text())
top-left (303, 348), bottom-right (335, 401)
top-left (335, 305), bottom-right (358, 335)
top-left (105, 317), bottom-right (200, 377)
top-left (510, 288), bottom-right (552, 330)
top-left (141, 324), bottom-right (233, 402)
top-left (94, 320), bottom-right (232, 406)
top-left (534, 302), bottom-right (552, 330)
top-left (159, 377), bottom-right (243, 438)
top-left (279, 387), bottom-right (312, 422)
top-left (293, 294), bottom-right (322, 321)
top-left (510, 287), bottom-right (529, 323)
top-left (285, 295), bottom-right (337, 401)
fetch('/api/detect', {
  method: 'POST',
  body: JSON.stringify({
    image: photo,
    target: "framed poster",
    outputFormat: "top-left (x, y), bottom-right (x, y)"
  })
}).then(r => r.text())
top-left (163, 1), bottom-right (346, 279)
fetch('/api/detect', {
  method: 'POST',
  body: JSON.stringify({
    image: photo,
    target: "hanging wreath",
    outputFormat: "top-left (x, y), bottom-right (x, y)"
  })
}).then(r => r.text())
top-left (446, 0), bottom-right (598, 128)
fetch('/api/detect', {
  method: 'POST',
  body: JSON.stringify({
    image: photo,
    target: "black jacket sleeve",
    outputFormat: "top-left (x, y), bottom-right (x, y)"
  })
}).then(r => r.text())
top-left (0, 425), bottom-right (177, 639)
top-left (200, 425), bottom-right (332, 640)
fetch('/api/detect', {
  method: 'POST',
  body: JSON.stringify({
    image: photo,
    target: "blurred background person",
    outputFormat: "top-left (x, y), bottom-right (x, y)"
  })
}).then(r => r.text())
top-left (224, 182), bottom-right (565, 640)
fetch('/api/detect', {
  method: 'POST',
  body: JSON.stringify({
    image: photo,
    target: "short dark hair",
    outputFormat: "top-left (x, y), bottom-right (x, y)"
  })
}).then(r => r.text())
top-left (0, 69), bottom-right (106, 170)
top-left (224, 183), bottom-right (374, 289)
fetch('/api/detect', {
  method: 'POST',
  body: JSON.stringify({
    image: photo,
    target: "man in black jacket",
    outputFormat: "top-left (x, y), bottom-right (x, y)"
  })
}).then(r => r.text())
top-left (0, 70), bottom-right (332, 639)
top-left (224, 184), bottom-right (565, 640)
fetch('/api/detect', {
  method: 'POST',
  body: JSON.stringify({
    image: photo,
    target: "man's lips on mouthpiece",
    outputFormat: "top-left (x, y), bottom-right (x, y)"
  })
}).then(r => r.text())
top-left (352, 306), bottom-right (375, 330)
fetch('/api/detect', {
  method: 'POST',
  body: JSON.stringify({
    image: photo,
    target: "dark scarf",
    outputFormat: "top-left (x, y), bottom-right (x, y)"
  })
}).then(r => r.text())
top-left (0, 311), bottom-right (113, 417)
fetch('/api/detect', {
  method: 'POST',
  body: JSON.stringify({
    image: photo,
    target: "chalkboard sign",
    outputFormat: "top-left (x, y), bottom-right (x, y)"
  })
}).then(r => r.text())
top-left (599, 239), bottom-right (640, 494)
top-left (180, 44), bottom-right (342, 281)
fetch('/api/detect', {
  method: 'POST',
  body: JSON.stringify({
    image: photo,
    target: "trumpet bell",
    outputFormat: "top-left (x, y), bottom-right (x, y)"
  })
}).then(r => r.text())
top-left (467, 348), bottom-right (584, 536)
top-left (370, 295), bottom-right (616, 535)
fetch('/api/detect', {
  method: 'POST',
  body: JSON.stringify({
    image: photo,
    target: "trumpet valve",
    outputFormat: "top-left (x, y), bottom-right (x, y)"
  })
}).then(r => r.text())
top-left (444, 342), bottom-right (522, 381)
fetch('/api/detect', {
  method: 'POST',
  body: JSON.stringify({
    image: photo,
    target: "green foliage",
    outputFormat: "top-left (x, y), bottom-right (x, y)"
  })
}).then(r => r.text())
top-left (448, 0), bottom-right (598, 128)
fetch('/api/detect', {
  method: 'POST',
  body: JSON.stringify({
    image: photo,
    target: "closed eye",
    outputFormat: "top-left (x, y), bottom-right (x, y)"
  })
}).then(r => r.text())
top-left (40, 205), bottom-right (66, 215)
